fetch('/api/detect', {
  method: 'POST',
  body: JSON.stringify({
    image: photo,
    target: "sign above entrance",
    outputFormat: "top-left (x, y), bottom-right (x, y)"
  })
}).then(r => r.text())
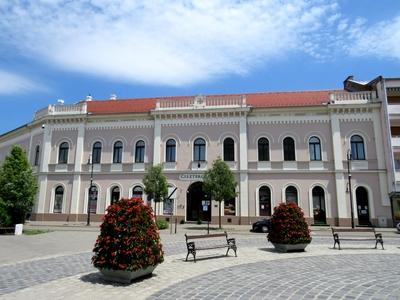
top-left (179, 173), bottom-right (204, 181)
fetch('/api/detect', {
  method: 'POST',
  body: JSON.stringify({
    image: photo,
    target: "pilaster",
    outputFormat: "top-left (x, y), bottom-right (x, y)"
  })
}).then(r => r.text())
top-left (239, 114), bottom-right (249, 219)
top-left (36, 125), bottom-right (52, 213)
top-left (70, 124), bottom-right (85, 215)
top-left (153, 118), bottom-right (161, 165)
top-left (330, 113), bottom-right (348, 221)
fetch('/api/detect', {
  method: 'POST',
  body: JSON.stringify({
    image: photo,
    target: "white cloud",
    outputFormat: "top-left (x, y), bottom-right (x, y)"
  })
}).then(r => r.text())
top-left (0, 0), bottom-right (341, 86)
top-left (0, 70), bottom-right (41, 95)
top-left (346, 16), bottom-right (400, 60)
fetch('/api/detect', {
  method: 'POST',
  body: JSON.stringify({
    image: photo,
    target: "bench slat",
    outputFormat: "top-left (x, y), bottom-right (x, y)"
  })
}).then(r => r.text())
top-left (185, 233), bottom-right (227, 240)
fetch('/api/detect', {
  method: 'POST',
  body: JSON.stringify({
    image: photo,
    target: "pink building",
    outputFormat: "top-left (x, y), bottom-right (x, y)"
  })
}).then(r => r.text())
top-left (1, 75), bottom-right (399, 227)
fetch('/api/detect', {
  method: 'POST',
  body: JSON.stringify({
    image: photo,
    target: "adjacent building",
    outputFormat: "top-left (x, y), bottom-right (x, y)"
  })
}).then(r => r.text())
top-left (1, 75), bottom-right (399, 227)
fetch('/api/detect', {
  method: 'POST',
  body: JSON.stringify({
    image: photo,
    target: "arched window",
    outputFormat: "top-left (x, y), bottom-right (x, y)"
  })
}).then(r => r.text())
top-left (135, 140), bottom-right (145, 163)
top-left (34, 145), bottom-right (40, 166)
top-left (165, 139), bottom-right (176, 162)
top-left (285, 186), bottom-right (298, 205)
top-left (312, 186), bottom-right (326, 224)
top-left (258, 138), bottom-right (270, 161)
top-left (259, 186), bottom-right (271, 216)
top-left (54, 186), bottom-right (64, 213)
top-left (309, 136), bottom-right (321, 161)
top-left (58, 142), bottom-right (69, 164)
top-left (113, 141), bottom-right (123, 163)
top-left (194, 138), bottom-right (206, 161)
top-left (92, 142), bottom-right (102, 164)
top-left (88, 186), bottom-right (98, 214)
top-left (351, 135), bottom-right (365, 160)
top-left (283, 137), bottom-right (295, 161)
top-left (132, 185), bottom-right (143, 199)
top-left (223, 138), bottom-right (234, 161)
top-left (110, 186), bottom-right (120, 205)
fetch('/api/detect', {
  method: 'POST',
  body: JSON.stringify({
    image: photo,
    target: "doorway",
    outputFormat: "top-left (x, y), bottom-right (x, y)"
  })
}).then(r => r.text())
top-left (356, 187), bottom-right (370, 226)
top-left (186, 182), bottom-right (211, 222)
top-left (312, 186), bottom-right (326, 224)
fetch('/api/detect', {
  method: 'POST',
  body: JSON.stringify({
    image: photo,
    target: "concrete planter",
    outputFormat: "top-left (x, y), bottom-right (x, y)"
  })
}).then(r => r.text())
top-left (99, 265), bottom-right (157, 284)
top-left (272, 243), bottom-right (309, 253)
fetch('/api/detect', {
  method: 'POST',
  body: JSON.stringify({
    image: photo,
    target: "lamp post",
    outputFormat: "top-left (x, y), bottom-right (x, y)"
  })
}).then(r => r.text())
top-left (347, 149), bottom-right (355, 228)
top-left (87, 155), bottom-right (94, 226)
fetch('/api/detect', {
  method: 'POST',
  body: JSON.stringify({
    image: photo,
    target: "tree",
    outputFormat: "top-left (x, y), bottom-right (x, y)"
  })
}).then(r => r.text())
top-left (143, 164), bottom-right (168, 220)
top-left (0, 145), bottom-right (38, 225)
top-left (203, 158), bottom-right (237, 228)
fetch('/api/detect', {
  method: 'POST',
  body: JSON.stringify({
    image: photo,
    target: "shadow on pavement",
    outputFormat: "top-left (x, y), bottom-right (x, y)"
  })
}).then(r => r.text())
top-left (80, 271), bottom-right (156, 286)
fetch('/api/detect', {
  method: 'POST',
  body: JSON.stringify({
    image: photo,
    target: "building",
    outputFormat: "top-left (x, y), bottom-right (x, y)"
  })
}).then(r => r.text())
top-left (1, 76), bottom-right (399, 227)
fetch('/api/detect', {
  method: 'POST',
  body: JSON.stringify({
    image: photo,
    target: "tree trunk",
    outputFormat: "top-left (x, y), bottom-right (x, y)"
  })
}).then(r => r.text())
top-left (219, 201), bottom-right (222, 229)
top-left (154, 201), bottom-right (157, 221)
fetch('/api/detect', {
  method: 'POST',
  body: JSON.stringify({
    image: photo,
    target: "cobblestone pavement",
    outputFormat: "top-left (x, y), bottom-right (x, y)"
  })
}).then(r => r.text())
top-left (149, 254), bottom-right (400, 300)
top-left (1, 228), bottom-right (399, 299)
top-left (1, 237), bottom-right (400, 300)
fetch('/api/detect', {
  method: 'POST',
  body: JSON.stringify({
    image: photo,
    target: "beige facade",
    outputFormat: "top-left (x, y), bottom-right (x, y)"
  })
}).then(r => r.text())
top-left (1, 77), bottom-right (399, 227)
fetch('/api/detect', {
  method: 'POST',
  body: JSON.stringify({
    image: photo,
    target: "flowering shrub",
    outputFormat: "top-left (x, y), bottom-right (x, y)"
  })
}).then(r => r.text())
top-left (92, 197), bottom-right (164, 271)
top-left (267, 202), bottom-right (312, 244)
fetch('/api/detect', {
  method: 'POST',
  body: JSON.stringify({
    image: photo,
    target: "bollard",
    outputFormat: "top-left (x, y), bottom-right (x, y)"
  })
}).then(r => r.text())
top-left (14, 224), bottom-right (23, 235)
top-left (175, 218), bottom-right (177, 234)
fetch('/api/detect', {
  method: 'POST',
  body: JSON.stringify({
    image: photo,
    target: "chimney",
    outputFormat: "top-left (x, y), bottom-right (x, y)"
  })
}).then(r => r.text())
top-left (110, 94), bottom-right (117, 100)
top-left (86, 94), bottom-right (93, 101)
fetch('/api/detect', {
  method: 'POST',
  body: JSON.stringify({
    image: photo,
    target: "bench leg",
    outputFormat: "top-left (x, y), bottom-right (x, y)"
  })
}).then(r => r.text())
top-left (375, 239), bottom-right (384, 250)
top-left (186, 250), bottom-right (196, 262)
top-left (225, 246), bottom-right (237, 257)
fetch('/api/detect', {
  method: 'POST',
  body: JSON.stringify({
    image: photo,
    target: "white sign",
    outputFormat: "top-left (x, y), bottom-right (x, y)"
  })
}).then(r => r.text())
top-left (179, 174), bottom-right (204, 181)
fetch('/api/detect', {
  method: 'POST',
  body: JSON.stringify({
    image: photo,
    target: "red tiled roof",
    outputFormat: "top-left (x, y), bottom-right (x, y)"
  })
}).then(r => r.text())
top-left (86, 90), bottom-right (342, 115)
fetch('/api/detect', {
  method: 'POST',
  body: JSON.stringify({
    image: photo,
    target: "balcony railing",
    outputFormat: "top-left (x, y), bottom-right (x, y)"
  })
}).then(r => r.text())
top-left (34, 103), bottom-right (87, 120)
top-left (155, 95), bottom-right (247, 110)
top-left (329, 91), bottom-right (377, 104)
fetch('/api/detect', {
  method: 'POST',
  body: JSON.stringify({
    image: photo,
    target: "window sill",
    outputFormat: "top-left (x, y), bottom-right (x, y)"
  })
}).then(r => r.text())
top-left (283, 161), bottom-right (297, 170)
top-left (133, 163), bottom-right (145, 171)
top-left (111, 163), bottom-right (122, 172)
top-left (164, 162), bottom-right (177, 170)
top-left (309, 161), bottom-right (324, 170)
top-left (257, 161), bottom-right (271, 170)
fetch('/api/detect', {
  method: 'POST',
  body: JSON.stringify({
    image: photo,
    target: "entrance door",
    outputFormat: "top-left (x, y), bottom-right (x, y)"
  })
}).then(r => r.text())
top-left (186, 182), bottom-right (211, 222)
top-left (356, 187), bottom-right (370, 226)
top-left (312, 186), bottom-right (326, 224)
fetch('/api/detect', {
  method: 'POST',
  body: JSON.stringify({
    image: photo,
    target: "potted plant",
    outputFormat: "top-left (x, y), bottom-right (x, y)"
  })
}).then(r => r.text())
top-left (92, 197), bottom-right (164, 283)
top-left (267, 202), bottom-right (312, 252)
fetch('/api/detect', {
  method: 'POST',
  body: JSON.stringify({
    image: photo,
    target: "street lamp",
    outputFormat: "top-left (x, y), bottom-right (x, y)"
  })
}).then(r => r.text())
top-left (347, 149), bottom-right (355, 228)
top-left (87, 155), bottom-right (94, 226)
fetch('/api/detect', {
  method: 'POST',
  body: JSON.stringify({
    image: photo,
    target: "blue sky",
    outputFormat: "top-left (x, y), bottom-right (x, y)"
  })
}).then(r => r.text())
top-left (0, 0), bottom-right (399, 134)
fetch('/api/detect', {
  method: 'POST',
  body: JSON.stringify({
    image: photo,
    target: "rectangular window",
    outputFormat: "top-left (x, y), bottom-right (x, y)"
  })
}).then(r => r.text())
top-left (309, 144), bottom-right (321, 161)
top-left (113, 148), bottom-right (122, 163)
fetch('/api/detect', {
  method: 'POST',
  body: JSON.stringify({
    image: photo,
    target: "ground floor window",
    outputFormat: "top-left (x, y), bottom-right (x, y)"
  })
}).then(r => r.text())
top-left (54, 186), bottom-right (64, 213)
top-left (224, 197), bottom-right (235, 216)
top-left (89, 186), bottom-right (98, 214)
top-left (110, 186), bottom-right (120, 205)
top-left (259, 186), bottom-right (271, 216)
top-left (132, 185), bottom-right (143, 199)
top-left (285, 186), bottom-right (298, 205)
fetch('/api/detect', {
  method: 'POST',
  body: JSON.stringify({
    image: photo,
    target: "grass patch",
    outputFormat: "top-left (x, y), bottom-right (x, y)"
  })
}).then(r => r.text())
top-left (23, 229), bottom-right (52, 235)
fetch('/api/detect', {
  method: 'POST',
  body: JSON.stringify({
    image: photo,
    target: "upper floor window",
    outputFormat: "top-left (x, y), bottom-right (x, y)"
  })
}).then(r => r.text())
top-left (309, 136), bottom-right (321, 161)
top-left (283, 137), bottom-right (295, 161)
top-left (34, 145), bottom-right (40, 166)
top-left (351, 135), bottom-right (365, 160)
top-left (58, 142), bottom-right (69, 164)
top-left (285, 185), bottom-right (298, 205)
top-left (135, 140), bottom-right (145, 163)
top-left (258, 138), bottom-right (270, 161)
top-left (194, 138), bottom-right (206, 161)
top-left (54, 186), bottom-right (64, 213)
top-left (92, 142), bottom-right (102, 164)
top-left (165, 139), bottom-right (176, 162)
top-left (113, 141), bottom-right (123, 163)
top-left (223, 138), bottom-right (234, 161)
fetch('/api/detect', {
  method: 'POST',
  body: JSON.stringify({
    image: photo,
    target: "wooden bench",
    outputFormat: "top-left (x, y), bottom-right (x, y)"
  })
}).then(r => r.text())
top-left (184, 231), bottom-right (237, 262)
top-left (331, 227), bottom-right (384, 250)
